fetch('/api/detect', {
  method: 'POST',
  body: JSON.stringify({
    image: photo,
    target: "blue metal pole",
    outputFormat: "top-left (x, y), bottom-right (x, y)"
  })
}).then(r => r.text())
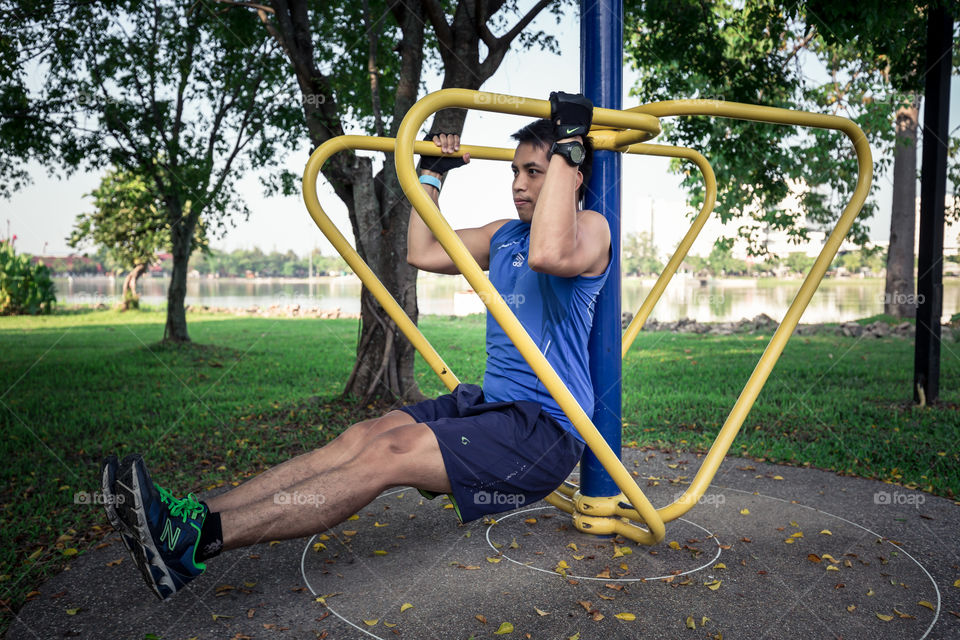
top-left (580, 0), bottom-right (622, 498)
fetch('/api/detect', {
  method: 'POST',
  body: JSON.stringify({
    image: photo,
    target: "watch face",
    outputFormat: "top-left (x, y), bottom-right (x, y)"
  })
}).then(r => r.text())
top-left (569, 144), bottom-right (585, 164)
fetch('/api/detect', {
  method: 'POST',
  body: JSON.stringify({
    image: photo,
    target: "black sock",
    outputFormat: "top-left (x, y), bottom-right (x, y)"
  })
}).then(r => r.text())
top-left (196, 504), bottom-right (223, 562)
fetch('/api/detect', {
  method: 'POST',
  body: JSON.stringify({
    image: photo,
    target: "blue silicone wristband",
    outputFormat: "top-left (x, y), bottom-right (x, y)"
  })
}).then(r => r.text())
top-left (419, 174), bottom-right (442, 191)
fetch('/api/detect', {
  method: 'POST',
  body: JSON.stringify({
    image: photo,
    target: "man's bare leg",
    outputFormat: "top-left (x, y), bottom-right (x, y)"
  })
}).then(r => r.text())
top-left (206, 410), bottom-right (415, 514)
top-left (218, 422), bottom-right (449, 549)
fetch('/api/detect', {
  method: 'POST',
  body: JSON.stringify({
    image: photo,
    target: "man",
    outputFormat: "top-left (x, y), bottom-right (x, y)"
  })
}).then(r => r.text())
top-left (102, 91), bottom-right (611, 601)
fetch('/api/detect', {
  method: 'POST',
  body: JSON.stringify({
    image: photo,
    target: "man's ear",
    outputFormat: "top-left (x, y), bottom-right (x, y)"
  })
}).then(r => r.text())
top-left (575, 170), bottom-right (583, 193)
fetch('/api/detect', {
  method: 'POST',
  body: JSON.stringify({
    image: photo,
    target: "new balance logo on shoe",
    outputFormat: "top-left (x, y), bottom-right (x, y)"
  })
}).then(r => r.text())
top-left (160, 518), bottom-right (181, 551)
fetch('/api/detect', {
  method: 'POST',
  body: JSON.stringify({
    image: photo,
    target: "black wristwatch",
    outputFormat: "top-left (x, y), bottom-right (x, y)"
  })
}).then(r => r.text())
top-left (550, 140), bottom-right (585, 167)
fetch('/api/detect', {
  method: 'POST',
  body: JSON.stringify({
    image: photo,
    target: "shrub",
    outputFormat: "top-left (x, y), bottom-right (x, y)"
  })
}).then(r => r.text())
top-left (0, 239), bottom-right (56, 315)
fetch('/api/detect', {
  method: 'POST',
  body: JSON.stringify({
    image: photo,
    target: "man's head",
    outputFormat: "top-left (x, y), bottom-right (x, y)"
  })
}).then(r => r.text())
top-left (509, 119), bottom-right (594, 222)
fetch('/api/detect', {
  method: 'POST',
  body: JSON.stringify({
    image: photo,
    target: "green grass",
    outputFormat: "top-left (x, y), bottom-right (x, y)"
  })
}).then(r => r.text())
top-left (1, 309), bottom-right (958, 633)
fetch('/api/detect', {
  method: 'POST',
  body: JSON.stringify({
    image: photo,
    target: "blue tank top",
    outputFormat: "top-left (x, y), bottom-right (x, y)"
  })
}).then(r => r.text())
top-left (482, 219), bottom-right (610, 441)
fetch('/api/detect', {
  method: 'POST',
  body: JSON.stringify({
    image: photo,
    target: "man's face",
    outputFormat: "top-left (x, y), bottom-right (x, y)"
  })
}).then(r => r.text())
top-left (511, 141), bottom-right (549, 223)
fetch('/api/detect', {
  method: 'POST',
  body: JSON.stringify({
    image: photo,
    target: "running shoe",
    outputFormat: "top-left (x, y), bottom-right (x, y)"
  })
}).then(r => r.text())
top-left (113, 453), bottom-right (208, 600)
top-left (100, 454), bottom-right (135, 553)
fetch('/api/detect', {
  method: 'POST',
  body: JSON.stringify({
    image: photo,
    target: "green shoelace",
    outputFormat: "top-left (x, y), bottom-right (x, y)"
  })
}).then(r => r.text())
top-left (156, 485), bottom-right (206, 523)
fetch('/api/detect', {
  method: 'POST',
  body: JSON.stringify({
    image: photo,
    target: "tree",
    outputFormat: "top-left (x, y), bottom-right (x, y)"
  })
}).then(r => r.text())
top-left (802, 1), bottom-right (934, 317)
top-left (785, 251), bottom-right (816, 276)
top-left (706, 243), bottom-right (747, 276)
top-left (68, 167), bottom-right (207, 308)
top-left (621, 231), bottom-right (662, 275)
top-left (226, 0), bottom-right (565, 402)
top-left (7, 1), bottom-right (302, 341)
top-left (624, 0), bottom-right (959, 318)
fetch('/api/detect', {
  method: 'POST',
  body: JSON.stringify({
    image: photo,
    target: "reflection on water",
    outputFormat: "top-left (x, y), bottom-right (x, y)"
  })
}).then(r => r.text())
top-left (54, 274), bottom-right (960, 323)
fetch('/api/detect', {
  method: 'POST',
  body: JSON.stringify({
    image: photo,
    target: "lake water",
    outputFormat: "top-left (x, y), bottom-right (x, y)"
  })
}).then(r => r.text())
top-left (53, 274), bottom-right (960, 323)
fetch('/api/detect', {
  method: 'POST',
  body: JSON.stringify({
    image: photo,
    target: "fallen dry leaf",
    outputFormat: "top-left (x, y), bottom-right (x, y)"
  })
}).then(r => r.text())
top-left (685, 615), bottom-right (696, 629)
top-left (493, 621), bottom-right (514, 634)
top-left (614, 613), bottom-right (636, 621)
top-left (918, 601), bottom-right (935, 611)
top-left (876, 613), bottom-right (893, 622)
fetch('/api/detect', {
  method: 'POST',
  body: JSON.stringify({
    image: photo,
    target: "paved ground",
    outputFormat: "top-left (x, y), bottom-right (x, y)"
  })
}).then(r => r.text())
top-left (7, 449), bottom-right (960, 640)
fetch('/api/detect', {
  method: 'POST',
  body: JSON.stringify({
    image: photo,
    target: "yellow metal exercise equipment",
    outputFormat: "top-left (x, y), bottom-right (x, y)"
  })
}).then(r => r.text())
top-left (302, 89), bottom-right (872, 545)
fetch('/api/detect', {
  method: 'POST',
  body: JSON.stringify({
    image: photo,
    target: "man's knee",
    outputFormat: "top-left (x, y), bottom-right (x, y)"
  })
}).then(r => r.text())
top-left (360, 423), bottom-right (450, 491)
top-left (365, 423), bottom-right (439, 467)
top-left (332, 410), bottom-right (414, 448)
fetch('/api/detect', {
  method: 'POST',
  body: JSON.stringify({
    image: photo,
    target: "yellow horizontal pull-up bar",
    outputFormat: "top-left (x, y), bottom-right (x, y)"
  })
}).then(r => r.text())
top-left (300, 133), bottom-right (686, 394)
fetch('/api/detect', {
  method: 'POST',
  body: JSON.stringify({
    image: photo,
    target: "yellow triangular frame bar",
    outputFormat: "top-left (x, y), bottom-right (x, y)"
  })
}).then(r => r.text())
top-left (302, 89), bottom-right (872, 544)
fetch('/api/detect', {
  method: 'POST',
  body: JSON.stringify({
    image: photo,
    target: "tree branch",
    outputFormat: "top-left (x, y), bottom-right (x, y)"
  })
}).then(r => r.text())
top-left (422, 0), bottom-right (453, 59)
top-left (784, 24), bottom-right (815, 66)
top-left (481, 0), bottom-right (552, 79)
top-left (362, 0), bottom-right (385, 137)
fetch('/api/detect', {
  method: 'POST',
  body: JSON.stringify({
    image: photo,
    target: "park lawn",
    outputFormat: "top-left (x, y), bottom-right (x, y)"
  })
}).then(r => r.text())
top-left (1, 309), bottom-right (958, 632)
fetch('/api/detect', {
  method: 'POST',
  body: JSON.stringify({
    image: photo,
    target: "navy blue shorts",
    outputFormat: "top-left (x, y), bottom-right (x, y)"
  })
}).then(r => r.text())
top-left (399, 383), bottom-right (584, 523)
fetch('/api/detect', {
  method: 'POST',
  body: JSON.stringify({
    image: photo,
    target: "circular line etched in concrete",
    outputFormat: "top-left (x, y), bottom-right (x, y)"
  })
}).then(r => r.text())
top-left (300, 486), bottom-right (943, 640)
top-left (484, 505), bottom-right (724, 582)
top-left (715, 485), bottom-right (941, 640)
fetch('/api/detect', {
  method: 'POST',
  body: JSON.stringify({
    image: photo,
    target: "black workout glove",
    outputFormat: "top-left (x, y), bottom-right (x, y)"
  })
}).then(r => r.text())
top-left (549, 91), bottom-right (593, 139)
top-left (419, 132), bottom-right (468, 175)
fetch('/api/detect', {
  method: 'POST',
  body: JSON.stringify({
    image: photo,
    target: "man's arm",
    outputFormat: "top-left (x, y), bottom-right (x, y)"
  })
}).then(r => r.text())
top-left (406, 133), bottom-right (510, 275)
top-left (528, 164), bottom-right (610, 279)
top-left (528, 92), bottom-right (610, 278)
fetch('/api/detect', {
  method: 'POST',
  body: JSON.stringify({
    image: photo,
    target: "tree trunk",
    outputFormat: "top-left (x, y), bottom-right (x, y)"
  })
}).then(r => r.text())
top-left (884, 100), bottom-right (920, 317)
top-left (122, 262), bottom-right (146, 310)
top-left (342, 1), bottom-right (426, 403)
top-left (164, 208), bottom-right (197, 343)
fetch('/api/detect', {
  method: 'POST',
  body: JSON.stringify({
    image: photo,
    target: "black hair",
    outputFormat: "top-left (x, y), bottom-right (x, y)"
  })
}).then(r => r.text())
top-left (510, 118), bottom-right (594, 204)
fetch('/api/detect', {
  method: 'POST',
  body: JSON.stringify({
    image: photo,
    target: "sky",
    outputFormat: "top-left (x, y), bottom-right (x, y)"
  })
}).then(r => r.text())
top-left (3, 4), bottom-right (959, 260)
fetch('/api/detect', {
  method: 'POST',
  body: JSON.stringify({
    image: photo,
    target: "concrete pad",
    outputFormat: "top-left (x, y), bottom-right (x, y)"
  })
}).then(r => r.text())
top-left (7, 449), bottom-right (960, 639)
